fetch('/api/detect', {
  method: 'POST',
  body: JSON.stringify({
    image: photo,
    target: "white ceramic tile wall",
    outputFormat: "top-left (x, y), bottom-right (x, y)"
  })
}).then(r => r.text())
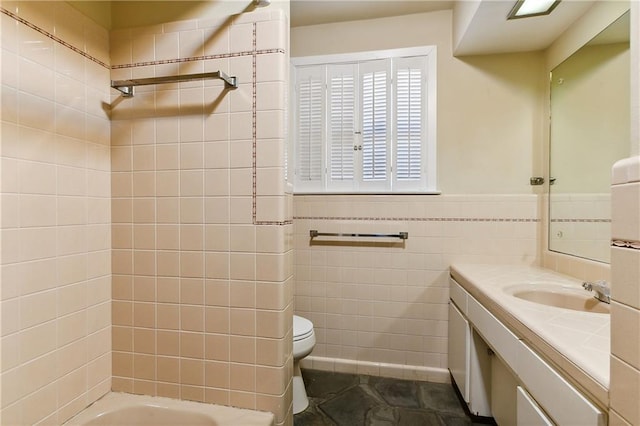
top-left (109, 9), bottom-right (293, 425)
top-left (610, 156), bottom-right (640, 426)
top-left (293, 194), bottom-right (538, 379)
top-left (0, 2), bottom-right (111, 424)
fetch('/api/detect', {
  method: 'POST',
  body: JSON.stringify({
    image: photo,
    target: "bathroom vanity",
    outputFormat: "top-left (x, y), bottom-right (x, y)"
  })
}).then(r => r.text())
top-left (448, 264), bottom-right (609, 425)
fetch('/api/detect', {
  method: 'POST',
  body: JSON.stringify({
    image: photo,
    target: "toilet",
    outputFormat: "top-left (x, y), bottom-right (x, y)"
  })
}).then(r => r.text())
top-left (292, 315), bottom-right (316, 414)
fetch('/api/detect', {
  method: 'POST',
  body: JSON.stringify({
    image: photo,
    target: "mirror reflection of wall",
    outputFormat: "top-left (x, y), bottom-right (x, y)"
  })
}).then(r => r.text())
top-left (549, 10), bottom-right (630, 263)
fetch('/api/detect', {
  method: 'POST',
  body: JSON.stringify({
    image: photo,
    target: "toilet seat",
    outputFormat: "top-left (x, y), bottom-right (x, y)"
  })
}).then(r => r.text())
top-left (293, 315), bottom-right (314, 341)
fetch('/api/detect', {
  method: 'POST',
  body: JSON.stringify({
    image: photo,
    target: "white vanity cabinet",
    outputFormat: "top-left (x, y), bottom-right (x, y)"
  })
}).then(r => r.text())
top-left (517, 386), bottom-right (553, 426)
top-left (448, 277), bottom-right (606, 426)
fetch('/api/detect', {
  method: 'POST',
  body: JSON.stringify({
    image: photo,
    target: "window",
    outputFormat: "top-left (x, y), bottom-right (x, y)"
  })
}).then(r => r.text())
top-left (291, 47), bottom-right (437, 193)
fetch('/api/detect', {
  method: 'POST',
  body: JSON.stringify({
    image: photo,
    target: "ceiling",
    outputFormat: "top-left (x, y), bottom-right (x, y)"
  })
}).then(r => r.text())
top-left (289, 0), bottom-right (601, 56)
top-left (290, 0), bottom-right (454, 27)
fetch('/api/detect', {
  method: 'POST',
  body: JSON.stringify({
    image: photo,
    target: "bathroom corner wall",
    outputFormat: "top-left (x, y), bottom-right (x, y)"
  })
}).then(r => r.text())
top-left (109, 7), bottom-right (293, 424)
top-left (0, 2), bottom-right (112, 424)
top-left (291, 10), bottom-right (541, 381)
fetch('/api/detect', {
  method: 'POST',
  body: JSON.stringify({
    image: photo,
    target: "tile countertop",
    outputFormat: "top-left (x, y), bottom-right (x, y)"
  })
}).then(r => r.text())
top-left (450, 263), bottom-right (610, 409)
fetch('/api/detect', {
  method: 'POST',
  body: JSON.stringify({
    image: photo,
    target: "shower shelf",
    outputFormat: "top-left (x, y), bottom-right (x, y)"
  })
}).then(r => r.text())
top-left (111, 70), bottom-right (238, 97)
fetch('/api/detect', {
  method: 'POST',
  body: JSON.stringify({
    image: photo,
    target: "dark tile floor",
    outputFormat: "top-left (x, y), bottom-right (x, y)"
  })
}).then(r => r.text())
top-left (294, 369), bottom-right (492, 426)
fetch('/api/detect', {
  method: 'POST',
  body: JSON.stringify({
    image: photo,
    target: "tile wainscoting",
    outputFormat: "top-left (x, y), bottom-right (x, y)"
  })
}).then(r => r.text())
top-left (293, 194), bottom-right (539, 381)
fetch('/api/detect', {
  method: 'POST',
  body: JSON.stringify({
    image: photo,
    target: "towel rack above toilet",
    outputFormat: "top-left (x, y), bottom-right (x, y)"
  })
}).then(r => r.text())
top-left (309, 230), bottom-right (408, 240)
top-left (111, 70), bottom-right (238, 97)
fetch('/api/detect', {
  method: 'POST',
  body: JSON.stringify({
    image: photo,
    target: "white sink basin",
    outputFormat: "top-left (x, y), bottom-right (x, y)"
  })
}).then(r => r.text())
top-left (503, 283), bottom-right (610, 314)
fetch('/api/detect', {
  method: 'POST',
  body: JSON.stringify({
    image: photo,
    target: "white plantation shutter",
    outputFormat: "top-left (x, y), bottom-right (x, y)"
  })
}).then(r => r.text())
top-left (394, 56), bottom-right (427, 189)
top-left (360, 60), bottom-right (391, 190)
top-left (291, 47), bottom-right (437, 193)
top-left (328, 64), bottom-right (357, 189)
top-left (295, 66), bottom-right (325, 190)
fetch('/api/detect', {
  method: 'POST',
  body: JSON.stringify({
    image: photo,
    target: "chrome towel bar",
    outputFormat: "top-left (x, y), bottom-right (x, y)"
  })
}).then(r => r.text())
top-left (111, 70), bottom-right (238, 97)
top-left (309, 230), bottom-right (408, 240)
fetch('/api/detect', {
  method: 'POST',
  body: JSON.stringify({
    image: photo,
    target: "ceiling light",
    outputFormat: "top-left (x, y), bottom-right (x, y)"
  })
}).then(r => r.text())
top-left (507, 0), bottom-right (560, 20)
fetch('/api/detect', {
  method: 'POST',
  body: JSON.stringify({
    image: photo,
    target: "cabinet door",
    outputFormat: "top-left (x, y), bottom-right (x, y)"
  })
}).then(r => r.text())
top-left (448, 302), bottom-right (470, 402)
top-left (517, 386), bottom-right (554, 426)
top-left (469, 329), bottom-right (492, 417)
top-left (492, 356), bottom-right (517, 426)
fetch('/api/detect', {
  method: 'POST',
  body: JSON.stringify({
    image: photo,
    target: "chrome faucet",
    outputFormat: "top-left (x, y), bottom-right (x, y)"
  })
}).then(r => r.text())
top-left (582, 280), bottom-right (610, 304)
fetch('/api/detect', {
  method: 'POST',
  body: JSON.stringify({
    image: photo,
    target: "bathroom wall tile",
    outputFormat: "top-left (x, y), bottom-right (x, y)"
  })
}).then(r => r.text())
top-left (611, 247), bottom-right (640, 310)
top-left (229, 112), bottom-right (253, 141)
top-left (229, 23), bottom-right (253, 53)
top-left (132, 34), bottom-right (155, 63)
top-left (181, 332), bottom-right (205, 359)
top-left (180, 170), bottom-right (204, 197)
top-left (256, 196), bottom-right (286, 222)
top-left (133, 353), bottom-right (156, 381)
top-left (256, 307), bottom-right (289, 339)
top-left (203, 197), bottom-right (230, 225)
top-left (610, 356), bottom-right (640, 426)
top-left (113, 351), bottom-right (133, 378)
top-left (21, 320), bottom-right (57, 363)
top-left (157, 330), bottom-right (180, 357)
top-left (229, 197), bottom-right (253, 224)
top-left (180, 224), bottom-right (204, 251)
top-left (157, 356), bottom-right (180, 383)
top-left (204, 279), bottom-right (230, 307)
top-left (257, 168), bottom-right (284, 196)
top-left (230, 253), bottom-right (255, 280)
top-left (179, 29), bottom-right (204, 58)
top-left (205, 333), bottom-right (230, 362)
top-left (255, 53), bottom-right (285, 83)
top-left (113, 326), bottom-right (133, 352)
top-left (181, 385), bottom-right (205, 403)
top-left (611, 301), bottom-right (640, 370)
top-left (612, 182), bottom-right (640, 242)
top-left (22, 381), bottom-right (58, 426)
top-left (179, 115), bottom-right (204, 144)
top-left (180, 278), bottom-right (205, 305)
top-left (181, 358), bottom-right (205, 386)
top-left (205, 169), bottom-right (230, 196)
top-left (19, 25), bottom-right (54, 68)
top-left (256, 20), bottom-right (285, 52)
top-left (157, 198), bottom-right (179, 224)
top-left (157, 382), bottom-right (181, 399)
top-left (230, 363), bottom-right (255, 392)
top-left (133, 327), bottom-right (156, 355)
top-left (181, 305), bottom-right (205, 332)
top-left (133, 302), bottom-right (156, 328)
top-left (133, 380), bottom-right (157, 398)
top-left (256, 385), bottom-right (291, 425)
top-left (157, 277), bottom-right (180, 303)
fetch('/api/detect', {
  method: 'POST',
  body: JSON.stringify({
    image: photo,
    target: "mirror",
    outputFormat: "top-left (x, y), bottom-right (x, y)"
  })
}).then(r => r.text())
top-left (549, 11), bottom-right (630, 263)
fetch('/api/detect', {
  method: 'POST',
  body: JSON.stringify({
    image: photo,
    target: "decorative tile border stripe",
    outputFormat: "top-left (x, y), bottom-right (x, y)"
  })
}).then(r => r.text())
top-left (294, 216), bottom-right (539, 223)
top-left (1, 6), bottom-right (110, 69)
top-left (111, 49), bottom-right (285, 69)
top-left (612, 240), bottom-right (640, 250)
top-left (1, 6), bottom-right (284, 72)
top-left (551, 219), bottom-right (610, 223)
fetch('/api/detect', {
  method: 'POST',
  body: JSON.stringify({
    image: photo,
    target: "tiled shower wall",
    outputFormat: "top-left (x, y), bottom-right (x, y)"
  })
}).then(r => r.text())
top-left (109, 9), bottom-right (293, 424)
top-left (294, 194), bottom-right (538, 380)
top-left (609, 157), bottom-right (640, 426)
top-left (0, 2), bottom-right (112, 424)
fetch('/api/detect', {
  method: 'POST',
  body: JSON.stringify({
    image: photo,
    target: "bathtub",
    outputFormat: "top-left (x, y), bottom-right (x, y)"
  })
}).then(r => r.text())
top-left (64, 392), bottom-right (275, 426)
